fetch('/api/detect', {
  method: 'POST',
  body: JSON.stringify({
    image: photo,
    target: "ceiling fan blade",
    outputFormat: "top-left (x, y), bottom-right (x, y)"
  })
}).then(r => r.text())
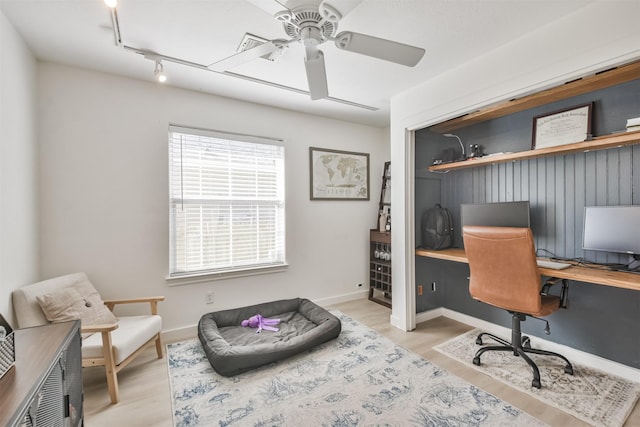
top-left (208, 41), bottom-right (279, 72)
top-left (334, 31), bottom-right (425, 67)
top-left (305, 49), bottom-right (329, 100)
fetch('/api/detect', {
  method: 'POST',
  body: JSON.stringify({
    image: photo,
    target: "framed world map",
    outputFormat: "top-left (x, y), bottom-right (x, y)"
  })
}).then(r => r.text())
top-left (309, 147), bottom-right (369, 200)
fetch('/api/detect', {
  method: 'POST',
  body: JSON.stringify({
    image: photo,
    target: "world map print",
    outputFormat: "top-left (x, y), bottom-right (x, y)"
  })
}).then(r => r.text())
top-left (311, 149), bottom-right (368, 199)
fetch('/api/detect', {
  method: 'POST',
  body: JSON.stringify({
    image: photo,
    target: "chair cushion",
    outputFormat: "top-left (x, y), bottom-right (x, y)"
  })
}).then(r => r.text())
top-left (198, 298), bottom-right (341, 376)
top-left (13, 272), bottom-right (101, 328)
top-left (83, 315), bottom-right (162, 365)
top-left (36, 280), bottom-right (117, 335)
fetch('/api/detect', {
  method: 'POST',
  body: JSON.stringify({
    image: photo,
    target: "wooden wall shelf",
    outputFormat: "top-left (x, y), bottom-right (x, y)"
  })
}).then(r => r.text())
top-left (428, 130), bottom-right (640, 172)
top-left (429, 60), bottom-right (640, 134)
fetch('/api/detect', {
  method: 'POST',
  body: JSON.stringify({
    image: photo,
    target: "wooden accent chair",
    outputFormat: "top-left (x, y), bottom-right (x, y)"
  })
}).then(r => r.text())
top-left (12, 272), bottom-right (164, 404)
top-left (462, 226), bottom-right (573, 388)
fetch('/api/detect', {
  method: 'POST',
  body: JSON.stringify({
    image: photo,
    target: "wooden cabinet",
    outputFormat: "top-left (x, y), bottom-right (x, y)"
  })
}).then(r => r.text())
top-left (369, 229), bottom-right (391, 308)
top-left (0, 321), bottom-right (83, 427)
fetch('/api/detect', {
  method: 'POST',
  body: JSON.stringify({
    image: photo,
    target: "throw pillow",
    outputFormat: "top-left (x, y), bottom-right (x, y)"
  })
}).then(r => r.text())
top-left (36, 280), bottom-right (117, 337)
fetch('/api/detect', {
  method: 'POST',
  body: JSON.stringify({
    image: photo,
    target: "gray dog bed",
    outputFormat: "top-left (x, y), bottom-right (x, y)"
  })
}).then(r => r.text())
top-left (197, 298), bottom-right (341, 376)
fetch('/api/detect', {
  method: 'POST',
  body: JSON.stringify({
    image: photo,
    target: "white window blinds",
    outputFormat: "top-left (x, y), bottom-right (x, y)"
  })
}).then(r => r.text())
top-left (168, 126), bottom-right (285, 277)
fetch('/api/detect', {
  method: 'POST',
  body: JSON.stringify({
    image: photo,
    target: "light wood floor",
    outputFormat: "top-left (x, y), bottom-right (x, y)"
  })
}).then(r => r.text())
top-left (83, 299), bottom-right (639, 426)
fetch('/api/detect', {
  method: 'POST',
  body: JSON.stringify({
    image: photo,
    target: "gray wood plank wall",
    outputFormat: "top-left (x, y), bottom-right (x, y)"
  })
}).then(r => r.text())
top-left (442, 146), bottom-right (638, 266)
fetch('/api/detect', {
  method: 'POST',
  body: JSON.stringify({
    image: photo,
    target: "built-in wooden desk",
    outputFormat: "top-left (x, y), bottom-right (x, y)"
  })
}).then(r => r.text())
top-left (416, 247), bottom-right (640, 292)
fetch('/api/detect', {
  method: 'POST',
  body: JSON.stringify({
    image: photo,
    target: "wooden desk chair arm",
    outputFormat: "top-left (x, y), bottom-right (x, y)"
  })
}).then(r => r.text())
top-left (103, 296), bottom-right (165, 315)
top-left (81, 323), bottom-right (119, 334)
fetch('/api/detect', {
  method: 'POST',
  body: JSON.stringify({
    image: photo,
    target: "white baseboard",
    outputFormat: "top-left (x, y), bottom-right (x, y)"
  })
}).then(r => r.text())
top-left (416, 307), bottom-right (445, 324)
top-left (390, 314), bottom-right (400, 329)
top-left (314, 289), bottom-right (369, 307)
top-left (437, 308), bottom-right (640, 383)
top-left (162, 325), bottom-right (197, 343)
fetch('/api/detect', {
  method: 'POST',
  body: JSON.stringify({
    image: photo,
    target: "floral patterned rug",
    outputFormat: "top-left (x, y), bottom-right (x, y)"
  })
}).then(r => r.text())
top-left (434, 329), bottom-right (640, 427)
top-left (167, 312), bottom-right (547, 426)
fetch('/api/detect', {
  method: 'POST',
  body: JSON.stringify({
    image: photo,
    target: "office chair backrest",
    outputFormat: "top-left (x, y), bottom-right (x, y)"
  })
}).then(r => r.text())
top-left (463, 226), bottom-right (542, 314)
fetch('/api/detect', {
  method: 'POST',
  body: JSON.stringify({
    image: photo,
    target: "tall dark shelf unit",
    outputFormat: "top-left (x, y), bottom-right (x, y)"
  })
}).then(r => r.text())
top-left (369, 161), bottom-right (391, 307)
top-left (369, 229), bottom-right (391, 307)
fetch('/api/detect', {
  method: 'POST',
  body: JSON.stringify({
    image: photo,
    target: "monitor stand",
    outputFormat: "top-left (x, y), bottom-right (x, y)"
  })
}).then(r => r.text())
top-left (615, 255), bottom-right (640, 272)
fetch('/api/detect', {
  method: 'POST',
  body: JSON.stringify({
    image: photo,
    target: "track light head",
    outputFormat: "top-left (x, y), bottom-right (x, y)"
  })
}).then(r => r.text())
top-left (154, 60), bottom-right (167, 83)
top-left (104, 0), bottom-right (117, 8)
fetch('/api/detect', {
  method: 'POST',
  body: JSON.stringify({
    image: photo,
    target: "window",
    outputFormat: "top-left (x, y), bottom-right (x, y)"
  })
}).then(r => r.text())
top-left (168, 126), bottom-right (285, 279)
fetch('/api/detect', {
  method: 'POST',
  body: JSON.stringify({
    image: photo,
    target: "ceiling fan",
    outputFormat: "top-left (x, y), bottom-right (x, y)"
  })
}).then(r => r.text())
top-left (208, 1), bottom-right (426, 100)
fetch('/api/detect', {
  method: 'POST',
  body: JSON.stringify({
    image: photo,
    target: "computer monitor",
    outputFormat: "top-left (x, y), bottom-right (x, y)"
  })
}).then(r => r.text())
top-left (583, 206), bottom-right (640, 269)
top-left (461, 201), bottom-right (530, 228)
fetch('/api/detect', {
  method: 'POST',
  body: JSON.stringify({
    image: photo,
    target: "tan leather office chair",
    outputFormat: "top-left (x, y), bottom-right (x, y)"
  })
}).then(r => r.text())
top-left (462, 226), bottom-right (573, 388)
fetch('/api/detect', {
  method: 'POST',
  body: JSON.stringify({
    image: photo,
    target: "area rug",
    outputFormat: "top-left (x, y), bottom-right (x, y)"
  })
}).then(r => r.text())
top-left (434, 329), bottom-right (640, 427)
top-left (167, 312), bottom-right (547, 426)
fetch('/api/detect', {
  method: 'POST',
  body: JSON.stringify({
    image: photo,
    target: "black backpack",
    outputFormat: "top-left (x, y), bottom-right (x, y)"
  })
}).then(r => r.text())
top-left (421, 204), bottom-right (453, 250)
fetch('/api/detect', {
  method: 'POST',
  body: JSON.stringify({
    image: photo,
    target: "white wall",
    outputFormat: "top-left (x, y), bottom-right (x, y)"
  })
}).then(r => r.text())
top-left (0, 11), bottom-right (39, 327)
top-left (389, 1), bottom-right (640, 330)
top-left (37, 63), bottom-right (388, 333)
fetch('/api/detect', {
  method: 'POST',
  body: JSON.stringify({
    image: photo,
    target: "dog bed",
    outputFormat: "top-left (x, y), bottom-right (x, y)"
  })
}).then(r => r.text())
top-left (197, 298), bottom-right (341, 376)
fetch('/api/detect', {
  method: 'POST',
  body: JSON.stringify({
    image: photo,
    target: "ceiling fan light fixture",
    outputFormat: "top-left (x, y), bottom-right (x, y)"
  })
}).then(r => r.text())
top-left (154, 60), bottom-right (167, 83)
top-left (104, 0), bottom-right (117, 8)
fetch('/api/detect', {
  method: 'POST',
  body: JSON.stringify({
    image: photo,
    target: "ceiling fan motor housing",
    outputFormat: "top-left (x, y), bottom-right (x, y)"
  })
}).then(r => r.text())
top-left (278, 7), bottom-right (338, 40)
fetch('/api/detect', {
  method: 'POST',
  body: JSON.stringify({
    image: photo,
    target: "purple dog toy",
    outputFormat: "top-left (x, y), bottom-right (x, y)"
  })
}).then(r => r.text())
top-left (241, 314), bottom-right (280, 333)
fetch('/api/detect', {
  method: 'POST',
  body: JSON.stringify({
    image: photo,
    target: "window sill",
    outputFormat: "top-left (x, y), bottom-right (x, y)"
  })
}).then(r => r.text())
top-left (165, 263), bottom-right (289, 286)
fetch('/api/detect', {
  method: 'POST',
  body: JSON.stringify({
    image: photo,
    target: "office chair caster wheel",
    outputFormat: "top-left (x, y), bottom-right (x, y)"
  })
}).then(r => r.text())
top-left (521, 336), bottom-right (531, 348)
top-left (475, 337), bottom-right (483, 345)
top-left (564, 365), bottom-right (574, 375)
top-left (473, 356), bottom-right (481, 366)
top-left (531, 378), bottom-right (541, 389)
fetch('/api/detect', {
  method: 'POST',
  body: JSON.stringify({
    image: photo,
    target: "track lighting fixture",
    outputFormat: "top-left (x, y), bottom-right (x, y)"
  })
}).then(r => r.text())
top-left (103, 1), bottom-right (379, 110)
top-left (154, 60), bottom-right (167, 83)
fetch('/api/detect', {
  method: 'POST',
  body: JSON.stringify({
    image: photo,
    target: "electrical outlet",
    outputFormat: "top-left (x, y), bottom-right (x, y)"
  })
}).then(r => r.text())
top-left (431, 282), bottom-right (437, 292)
top-left (206, 291), bottom-right (214, 304)
top-left (417, 284), bottom-right (423, 295)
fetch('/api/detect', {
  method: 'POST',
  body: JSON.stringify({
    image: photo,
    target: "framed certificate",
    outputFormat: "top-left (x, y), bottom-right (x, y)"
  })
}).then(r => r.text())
top-left (532, 103), bottom-right (593, 149)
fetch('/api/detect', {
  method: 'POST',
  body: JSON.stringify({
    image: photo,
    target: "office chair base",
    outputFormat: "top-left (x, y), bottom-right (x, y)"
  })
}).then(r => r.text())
top-left (476, 332), bottom-right (531, 348)
top-left (473, 316), bottom-right (574, 389)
